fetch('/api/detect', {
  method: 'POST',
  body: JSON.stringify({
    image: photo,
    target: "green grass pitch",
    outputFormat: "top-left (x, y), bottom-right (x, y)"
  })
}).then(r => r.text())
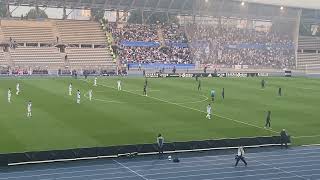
top-left (0, 76), bottom-right (320, 153)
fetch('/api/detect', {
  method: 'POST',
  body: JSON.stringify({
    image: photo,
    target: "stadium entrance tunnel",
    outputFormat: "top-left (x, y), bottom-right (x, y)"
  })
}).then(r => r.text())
top-left (0, 136), bottom-right (289, 166)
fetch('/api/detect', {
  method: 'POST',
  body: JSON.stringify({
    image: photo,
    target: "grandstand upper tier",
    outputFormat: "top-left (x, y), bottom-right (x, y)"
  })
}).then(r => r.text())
top-left (0, 19), bottom-right (115, 70)
top-left (110, 23), bottom-right (295, 69)
top-left (56, 20), bottom-right (106, 45)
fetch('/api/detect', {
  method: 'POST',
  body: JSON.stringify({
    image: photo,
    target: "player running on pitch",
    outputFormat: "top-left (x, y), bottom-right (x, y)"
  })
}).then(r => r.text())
top-left (88, 89), bottom-right (93, 101)
top-left (278, 87), bottom-right (282, 96)
top-left (261, 79), bottom-right (265, 89)
top-left (117, 80), bottom-right (122, 91)
top-left (198, 80), bottom-right (201, 91)
top-left (206, 104), bottom-right (212, 119)
top-left (16, 83), bottom-right (20, 95)
top-left (222, 88), bottom-right (225, 99)
top-left (27, 100), bottom-right (32, 117)
top-left (8, 88), bottom-right (11, 103)
top-left (69, 83), bottom-right (72, 96)
top-left (76, 90), bottom-right (81, 104)
top-left (265, 110), bottom-right (271, 129)
top-left (145, 78), bottom-right (148, 87)
top-left (143, 84), bottom-right (147, 96)
top-left (211, 89), bottom-right (215, 102)
top-left (94, 77), bottom-right (97, 86)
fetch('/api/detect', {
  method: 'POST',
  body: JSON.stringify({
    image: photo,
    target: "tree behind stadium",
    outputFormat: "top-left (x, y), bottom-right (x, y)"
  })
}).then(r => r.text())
top-left (26, 7), bottom-right (48, 19)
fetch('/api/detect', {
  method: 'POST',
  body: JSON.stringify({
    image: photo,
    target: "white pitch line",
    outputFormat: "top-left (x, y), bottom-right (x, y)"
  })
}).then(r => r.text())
top-left (293, 134), bottom-right (320, 138)
top-left (93, 81), bottom-right (278, 134)
top-left (252, 159), bottom-right (309, 180)
top-left (176, 94), bottom-right (209, 104)
top-left (113, 160), bottom-right (148, 180)
top-left (83, 91), bottom-right (124, 104)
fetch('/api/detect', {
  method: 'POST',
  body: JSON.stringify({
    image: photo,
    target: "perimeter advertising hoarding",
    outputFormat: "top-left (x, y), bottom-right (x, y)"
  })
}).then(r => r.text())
top-left (145, 72), bottom-right (268, 78)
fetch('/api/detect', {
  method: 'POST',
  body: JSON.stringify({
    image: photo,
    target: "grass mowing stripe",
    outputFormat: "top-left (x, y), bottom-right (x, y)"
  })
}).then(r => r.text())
top-left (85, 79), bottom-right (278, 135)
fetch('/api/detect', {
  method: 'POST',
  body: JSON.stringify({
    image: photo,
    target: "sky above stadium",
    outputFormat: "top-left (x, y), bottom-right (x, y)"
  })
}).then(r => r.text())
top-left (241, 0), bottom-right (320, 10)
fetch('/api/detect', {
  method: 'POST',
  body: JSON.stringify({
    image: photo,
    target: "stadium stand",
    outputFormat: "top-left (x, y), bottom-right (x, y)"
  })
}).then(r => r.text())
top-left (297, 36), bottom-right (320, 71)
top-left (0, 49), bottom-right (7, 65)
top-left (186, 23), bottom-right (295, 69)
top-left (110, 23), bottom-right (192, 64)
top-left (0, 19), bottom-right (116, 70)
top-left (56, 20), bottom-right (106, 45)
top-left (10, 47), bottom-right (63, 67)
top-left (297, 53), bottom-right (320, 70)
top-left (298, 36), bottom-right (320, 50)
top-left (65, 47), bottom-right (114, 68)
top-left (0, 20), bottom-right (56, 43)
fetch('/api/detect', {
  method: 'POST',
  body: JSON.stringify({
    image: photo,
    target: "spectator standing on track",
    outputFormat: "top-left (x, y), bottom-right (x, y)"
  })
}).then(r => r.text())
top-left (157, 134), bottom-right (164, 159)
top-left (280, 129), bottom-right (289, 149)
top-left (235, 146), bottom-right (247, 167)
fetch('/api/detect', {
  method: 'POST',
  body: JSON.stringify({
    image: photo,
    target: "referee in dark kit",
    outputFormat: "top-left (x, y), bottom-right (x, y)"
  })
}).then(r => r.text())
top-left (157, 134), bottom-right (164, 158)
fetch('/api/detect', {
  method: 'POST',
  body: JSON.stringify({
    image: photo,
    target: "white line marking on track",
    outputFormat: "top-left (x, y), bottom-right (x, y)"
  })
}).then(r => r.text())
top-left (3, 146), bottom-right (320, 177)
top-left (89, 80), bottom-right (277, 134)
top-left (114, 160), bottom-right (148, 180)
top-left (1, 149), bottom-right (320, 179)
top-left (252, 159), bottom-right (309, 180)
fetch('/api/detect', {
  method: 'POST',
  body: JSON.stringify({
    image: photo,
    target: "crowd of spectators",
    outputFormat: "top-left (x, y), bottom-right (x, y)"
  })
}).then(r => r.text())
top-left (110, 24), bottom-right (159, 42)
top-left (119, 46), bottom-right (192, 64)
top-left (187, 24), bottom-right (295, 69)
top-left (109, 22), bottom-right (295, 69)
top-left (162, 24), bottom-right (188, 43)
top-left (32, 68), bottom-right (48, 75)
top-left (110, 23), bottom-right (192, 64)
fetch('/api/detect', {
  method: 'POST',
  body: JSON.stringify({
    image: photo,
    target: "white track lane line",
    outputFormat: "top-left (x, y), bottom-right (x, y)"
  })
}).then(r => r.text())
top-left (1, 153), bottom-right (320, 180)
top-left (83, 80), bottom-right (277, 134)
top-left (126, 150), bottom-right (320, 169)
top-left (114, 160), bottom-right (148, 180)
top-left (252, 159), bottom-right (309, 180)
top-left (3, 146), bottom-right (320, 177)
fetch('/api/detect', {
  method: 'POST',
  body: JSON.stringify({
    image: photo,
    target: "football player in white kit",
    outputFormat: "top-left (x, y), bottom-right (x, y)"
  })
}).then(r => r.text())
top-left (117, 80), bottom-right (122, 91)
top-left (76, 90), bottom-right (81, 104)
top-left (206, 104), bottom-right (212, 119)
top-left (94, 77), bottom-right (97, 86)
top-left (8, 88), bottom-right (11, 103)
top-left (16, 83), bottom-right (20, 95)
top-left (69, 83), bottom-right (72, 96)
top-left (88, 89), bottom-right (93, 101)
top-left (27, 100), bottom-right (32, 117)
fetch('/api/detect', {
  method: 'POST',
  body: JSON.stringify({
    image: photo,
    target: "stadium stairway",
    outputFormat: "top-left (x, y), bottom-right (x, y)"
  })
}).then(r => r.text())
top-left (157, 28), bottom-right (166, 46)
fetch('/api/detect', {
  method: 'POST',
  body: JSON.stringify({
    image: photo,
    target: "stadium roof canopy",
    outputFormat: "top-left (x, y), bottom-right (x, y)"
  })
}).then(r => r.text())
top-left (239, 0), bottom-right (320, 10)
top-left (1, 0), bottom-right (319, 20)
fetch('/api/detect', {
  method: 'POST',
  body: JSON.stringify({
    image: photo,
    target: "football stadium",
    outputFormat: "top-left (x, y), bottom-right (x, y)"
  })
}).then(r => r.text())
top-left (0, 0), bottom-right (320, 179)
